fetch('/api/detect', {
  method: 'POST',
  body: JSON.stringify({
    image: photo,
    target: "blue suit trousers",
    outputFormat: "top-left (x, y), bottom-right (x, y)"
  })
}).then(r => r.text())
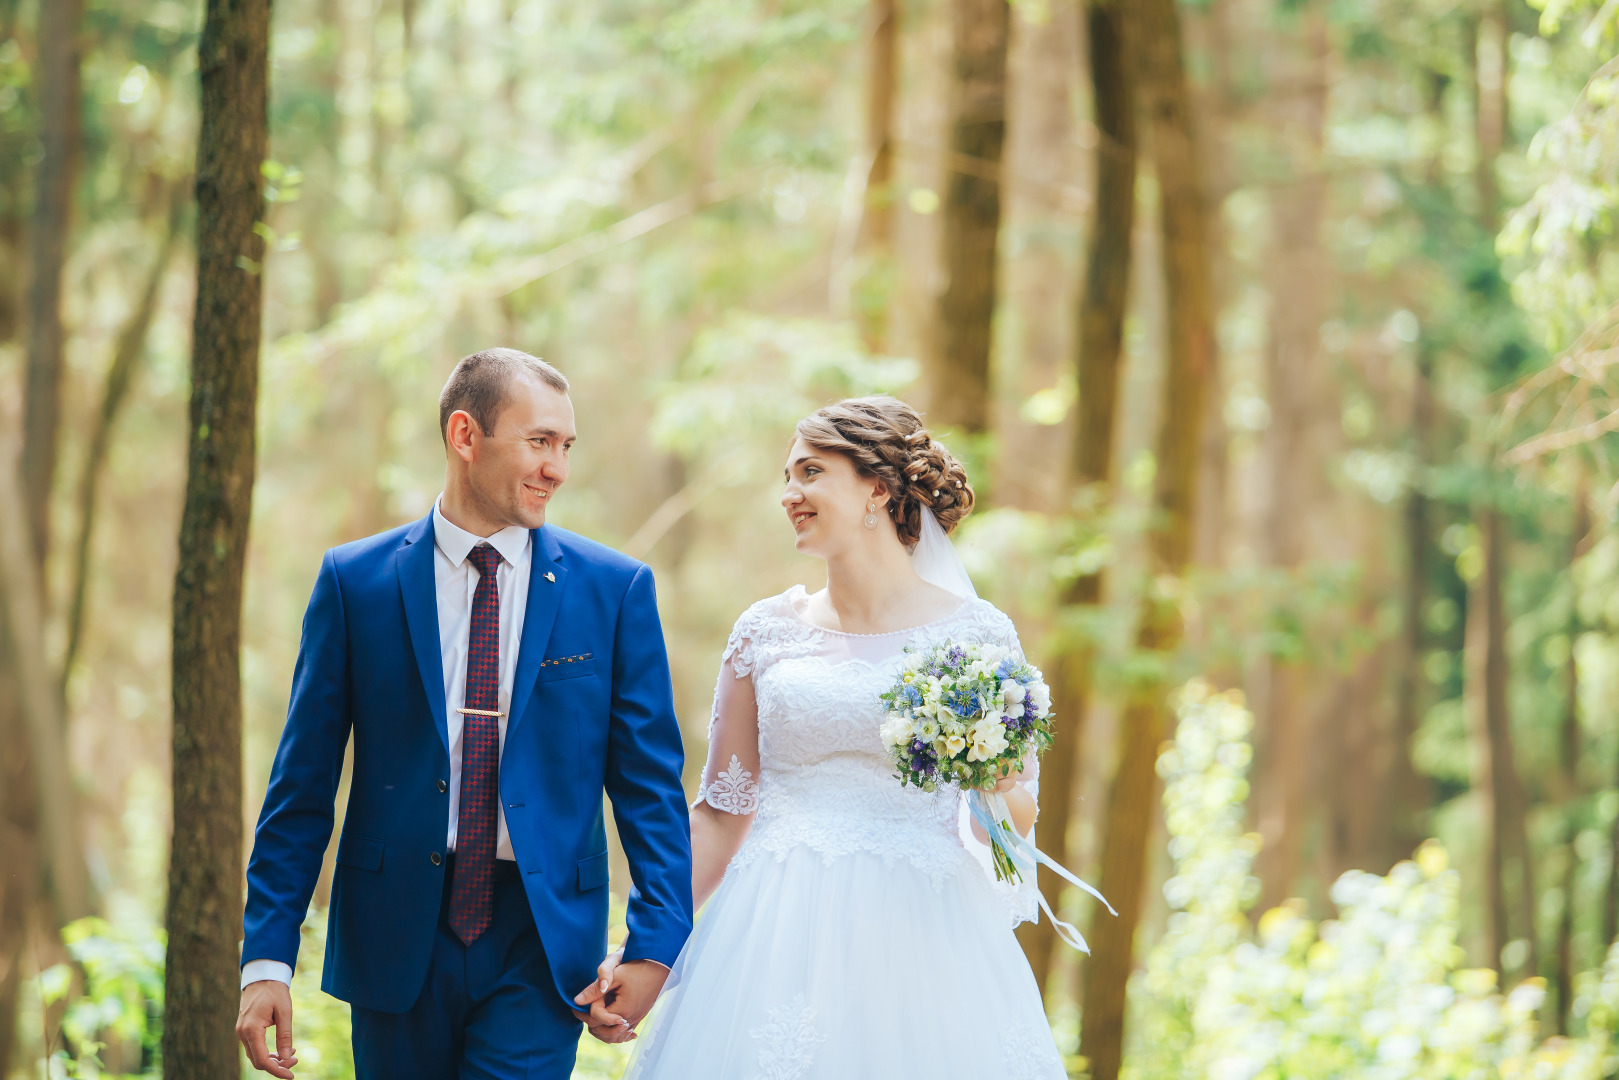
top-left (350, 858), bottom-right (582, 1080)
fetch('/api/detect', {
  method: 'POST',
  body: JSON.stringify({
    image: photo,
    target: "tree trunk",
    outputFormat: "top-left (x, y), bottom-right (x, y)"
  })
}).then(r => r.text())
top-left (1252, 6), bottom-right (1330, 913)
top-left (860, 0), bottom-right (897, 255)
top-left (1079, 0), bottom-right (1214, 1073)
top-left (929, 0), bottom-right (1009, 433)
top-left (1020, 0), bottom-right (1136, 1000)
top-left (843, 0), bottom-right (898, 349)
top-left (1389, 353), bottom-right (1435, 864)
top-left (163, 0), bottom-right (270, 1072)
top-left (62, 187), bottom-right (186, 691)
top-left (1467, 504), bottom-right (1534, 979)
top-left (0, 642), bottom-right (37, 1075)
top-left (1474, 1), bottom-right (1507, 233)
top-left (21, 0), bottom-right (83, 567)
top-left (1554, 481), bottom-right (1589, 1033)
top-left (0, 452), bottom-right (90, 932)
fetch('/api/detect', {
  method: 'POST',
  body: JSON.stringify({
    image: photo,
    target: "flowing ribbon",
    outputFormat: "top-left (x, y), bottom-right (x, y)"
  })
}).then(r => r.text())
top-left (967, 790), bottom-right (1117, 955)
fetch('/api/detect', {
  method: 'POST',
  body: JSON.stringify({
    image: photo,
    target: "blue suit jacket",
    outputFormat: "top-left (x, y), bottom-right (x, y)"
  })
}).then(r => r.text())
top-left (242, 512), bottom-right (694, 1013)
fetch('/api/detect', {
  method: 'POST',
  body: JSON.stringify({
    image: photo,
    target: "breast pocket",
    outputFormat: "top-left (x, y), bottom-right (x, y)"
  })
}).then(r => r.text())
top-left (537, 654), bottom-right (595, 683)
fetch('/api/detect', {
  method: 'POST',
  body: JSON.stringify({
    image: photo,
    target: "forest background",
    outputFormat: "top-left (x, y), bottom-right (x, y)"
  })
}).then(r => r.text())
top-left (4, 0), bottom-right (1619, 1075)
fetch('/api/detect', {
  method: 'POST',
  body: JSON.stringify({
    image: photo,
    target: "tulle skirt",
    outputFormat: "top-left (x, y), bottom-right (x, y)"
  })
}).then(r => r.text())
top-left (624, 843), bottom-right (1066, 1079)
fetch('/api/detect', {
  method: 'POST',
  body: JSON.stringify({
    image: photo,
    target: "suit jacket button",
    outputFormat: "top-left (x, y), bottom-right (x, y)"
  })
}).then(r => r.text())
top-left (430, 852), bottom-right (442, 866)
top-left (437, 779), bottom-right (448, 793)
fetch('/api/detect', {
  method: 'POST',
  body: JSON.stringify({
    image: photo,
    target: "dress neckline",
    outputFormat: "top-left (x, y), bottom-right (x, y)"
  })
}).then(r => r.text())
top-left (784, 583), bottom-right (973, 638)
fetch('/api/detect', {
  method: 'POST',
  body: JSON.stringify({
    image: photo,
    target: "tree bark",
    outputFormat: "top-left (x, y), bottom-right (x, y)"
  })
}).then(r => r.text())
top-left (1389, 353), bottom-right (1435, 864)
top-left (0, 451), bottom-right (90, 932)
top-left (929, 0), bottom-right (1009, 433)
top-left (1466, 504), bottom-right (1534, 979)
top-left (0, 633), bottom-right (37, 1075)
top-left (1252, 6), bottom-right (1330, 913)
top-left (1020, 0), bottom-right (1136, 999)
top-left (860, 0), bottom-right (897, 255)
top-left (61, 187), bottom-right (187, 692)
top-left (1079, 0), bottom-right (1214, 1073)
top-left (1554, 481), bottom-right (1589, 1033)
top-left (163, 0), bottom-right (270, 1072)
top-left (21, 0), bottom-right (83, 568)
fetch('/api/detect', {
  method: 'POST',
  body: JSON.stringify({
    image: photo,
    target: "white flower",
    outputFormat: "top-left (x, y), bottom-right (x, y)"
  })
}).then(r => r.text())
top-left (942, 733), bottom-right (967, 759)
top-left (1000, 680), bottom-right (1028, 711)
top-left (967, 717), bottom-right (1010, 762)
top-left (968, 660), bottom-right (994, 680)
top-left (880, 715), bottom-right (914, 747)
top-left (942, 718), bottom-right (967, 739)
top-left (916, 717), bottom-right (941, 741)
top-left (902, 652), bottom-right (926, 673)
top-left (1027, 681), bottom-right (1052, 715)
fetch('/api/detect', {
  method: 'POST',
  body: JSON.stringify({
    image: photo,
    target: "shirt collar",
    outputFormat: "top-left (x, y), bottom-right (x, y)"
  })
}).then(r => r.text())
top-left (432, 494), bottom-right (532, 570)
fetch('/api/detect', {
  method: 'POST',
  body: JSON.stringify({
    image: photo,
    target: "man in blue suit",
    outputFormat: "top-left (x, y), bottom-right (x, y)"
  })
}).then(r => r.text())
top-left (236, 348), bottom-right (693, 1078)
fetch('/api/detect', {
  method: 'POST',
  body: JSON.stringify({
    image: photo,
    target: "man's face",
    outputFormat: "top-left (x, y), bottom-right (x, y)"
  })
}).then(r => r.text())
top-left (458, 375), bottom-right (576, 530)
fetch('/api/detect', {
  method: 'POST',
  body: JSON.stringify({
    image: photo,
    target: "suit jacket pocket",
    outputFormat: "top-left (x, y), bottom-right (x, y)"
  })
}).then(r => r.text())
top-left (538, 655), bottom-right (595, 683)
top-left (576, 851), bottom-right (609, 892)
top-left (336, 834), bottom-right (384, 872)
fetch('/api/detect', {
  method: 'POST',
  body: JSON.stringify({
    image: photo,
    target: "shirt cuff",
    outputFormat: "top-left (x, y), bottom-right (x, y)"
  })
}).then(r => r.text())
top-left (241, 959), bottom-right (294, 990)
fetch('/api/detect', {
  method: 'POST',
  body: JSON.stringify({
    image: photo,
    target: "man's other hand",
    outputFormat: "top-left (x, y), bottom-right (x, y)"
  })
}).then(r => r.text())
top-left (238, 979), bottom-right (298, 1077)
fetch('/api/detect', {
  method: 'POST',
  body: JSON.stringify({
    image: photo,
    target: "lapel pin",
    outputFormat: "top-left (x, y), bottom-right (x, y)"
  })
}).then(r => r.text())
top-left (544, 571), bottom-right (556, 583)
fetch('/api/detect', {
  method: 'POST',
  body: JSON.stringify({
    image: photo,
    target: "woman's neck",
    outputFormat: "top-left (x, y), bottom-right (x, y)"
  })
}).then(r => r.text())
top-left (817, 537), bottom-right (943, 633)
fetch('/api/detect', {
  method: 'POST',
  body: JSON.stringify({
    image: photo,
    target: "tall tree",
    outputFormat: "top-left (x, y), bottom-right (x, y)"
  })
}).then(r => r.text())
top-left (1554, 478), bottom-right (1589, 1034)
top-left (1466, 503), bottom-right (1535, 978)
top-left (860, 0), bottom-right (897, 256)
top-left (1253, 4), bottom-right (1331, 912)
top-left (1020, 0), bottom-right (1136, 998)
top-left (929, 0), bottom-right (1010, 433)
top-left (1389, 351), bottom-right (1436, 864)
top-left (1079, 0), bottom-right (1215, 1073)
top-left (1467, 0), bottom-right (1536, 983)
top-left (0, 453), bottom-right (90, 934)
top-left (163, 0), bottom-right (271, 1072)
top-left (21, 0), bottom-right (82, 566)
top-left (62, 186), bottom-right (187, 690)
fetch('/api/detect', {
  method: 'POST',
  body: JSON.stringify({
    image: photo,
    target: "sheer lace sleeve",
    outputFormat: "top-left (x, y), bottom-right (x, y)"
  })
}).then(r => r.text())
top-left (693, 612), bottom-right (766, 816)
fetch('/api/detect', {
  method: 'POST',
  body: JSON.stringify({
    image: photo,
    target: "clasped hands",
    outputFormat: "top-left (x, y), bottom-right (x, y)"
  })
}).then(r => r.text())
top-left (572, 949), bottom-right (667, 1044)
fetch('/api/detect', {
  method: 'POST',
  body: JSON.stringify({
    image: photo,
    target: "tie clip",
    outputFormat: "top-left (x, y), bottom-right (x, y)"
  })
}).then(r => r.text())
top-left (456, 707), bottom-right (507, 718)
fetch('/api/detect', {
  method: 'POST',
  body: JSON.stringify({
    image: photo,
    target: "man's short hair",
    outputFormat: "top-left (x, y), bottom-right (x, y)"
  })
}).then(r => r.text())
top-left (438, 348), bottom-right (569, 442)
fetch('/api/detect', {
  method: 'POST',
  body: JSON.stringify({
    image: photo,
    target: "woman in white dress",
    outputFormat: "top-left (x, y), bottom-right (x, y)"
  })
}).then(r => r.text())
top-left (609, 396), bottom-right (1068, 1078)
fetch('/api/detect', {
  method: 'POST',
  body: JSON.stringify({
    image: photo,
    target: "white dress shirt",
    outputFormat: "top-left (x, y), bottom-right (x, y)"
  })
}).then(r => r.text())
top-left (243, 496), bottom-right (532, 989)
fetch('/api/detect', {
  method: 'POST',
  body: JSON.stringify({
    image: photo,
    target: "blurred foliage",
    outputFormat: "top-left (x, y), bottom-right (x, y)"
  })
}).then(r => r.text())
top-left (1124, 682), bottom-right (1619, 1080)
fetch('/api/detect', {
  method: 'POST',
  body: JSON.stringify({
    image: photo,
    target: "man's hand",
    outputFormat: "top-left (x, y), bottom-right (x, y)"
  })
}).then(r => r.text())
top-left (238, 980), bottom-right (298, 1077)
top-left (573, 949), bottom-right (669, 1043)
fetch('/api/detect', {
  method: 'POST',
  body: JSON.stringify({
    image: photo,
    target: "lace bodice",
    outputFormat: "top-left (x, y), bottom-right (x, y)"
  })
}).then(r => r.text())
top-left (697, 587), bottom-right (1038, 911)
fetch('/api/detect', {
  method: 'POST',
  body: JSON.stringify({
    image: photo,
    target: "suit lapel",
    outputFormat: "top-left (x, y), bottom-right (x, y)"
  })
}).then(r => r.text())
top-left (507, 524), bottom-right (566, 746)
top-left (397, 511), bottom-right (449, 757)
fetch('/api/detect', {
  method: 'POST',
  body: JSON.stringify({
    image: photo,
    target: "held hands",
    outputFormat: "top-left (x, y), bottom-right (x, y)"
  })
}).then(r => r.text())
top-left (572, 948), bottom-right (668, 1044)
top-left (238, 980), bottom-right (298, 1078)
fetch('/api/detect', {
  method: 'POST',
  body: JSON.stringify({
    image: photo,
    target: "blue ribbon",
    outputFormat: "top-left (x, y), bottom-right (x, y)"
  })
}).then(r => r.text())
top-left (967, 790), bottom-right (1116, 954)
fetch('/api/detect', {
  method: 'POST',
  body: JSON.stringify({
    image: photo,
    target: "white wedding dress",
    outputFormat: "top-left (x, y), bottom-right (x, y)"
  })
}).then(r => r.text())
top-left (624, 584), bottom-right (1067, 1080)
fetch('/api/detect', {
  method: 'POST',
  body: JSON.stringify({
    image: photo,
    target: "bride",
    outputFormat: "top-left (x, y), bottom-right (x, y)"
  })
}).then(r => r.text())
top-left (584, 396), bottom-right (1069, 1078)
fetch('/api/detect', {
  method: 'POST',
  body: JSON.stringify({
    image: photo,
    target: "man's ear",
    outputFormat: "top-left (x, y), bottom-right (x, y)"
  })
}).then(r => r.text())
top-left (446, 410), bottom-right (481, 461)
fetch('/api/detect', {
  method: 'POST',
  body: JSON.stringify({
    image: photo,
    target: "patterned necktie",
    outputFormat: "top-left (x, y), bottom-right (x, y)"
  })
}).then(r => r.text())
top-left (449, 543), bottom-right (502, 944)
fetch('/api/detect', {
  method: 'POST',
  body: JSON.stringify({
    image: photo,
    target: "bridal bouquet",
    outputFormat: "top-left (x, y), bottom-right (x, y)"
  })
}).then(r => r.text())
top-left (878, 641), bottom-right (1053, 883)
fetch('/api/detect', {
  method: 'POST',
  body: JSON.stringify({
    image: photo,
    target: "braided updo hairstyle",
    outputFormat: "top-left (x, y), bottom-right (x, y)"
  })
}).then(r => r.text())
top-left (794, 396), bottom-right (974, 545)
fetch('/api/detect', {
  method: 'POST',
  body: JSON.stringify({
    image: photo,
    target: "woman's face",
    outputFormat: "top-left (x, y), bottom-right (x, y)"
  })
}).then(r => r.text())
top-left (780, 436), bottom-right (887, 557)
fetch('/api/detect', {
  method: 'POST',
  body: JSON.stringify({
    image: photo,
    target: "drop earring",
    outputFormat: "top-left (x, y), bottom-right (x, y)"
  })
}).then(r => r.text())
top-left (863, 502), bottom-right (879, 530)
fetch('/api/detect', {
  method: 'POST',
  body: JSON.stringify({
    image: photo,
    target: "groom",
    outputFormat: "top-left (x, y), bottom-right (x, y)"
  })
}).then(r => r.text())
top-left (236, 349), bottom-right (693, 1078)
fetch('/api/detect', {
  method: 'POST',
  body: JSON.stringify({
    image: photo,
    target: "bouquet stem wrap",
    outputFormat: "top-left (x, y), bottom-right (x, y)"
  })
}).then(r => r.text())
top-left (967, 789), bottom-right (1117, 954)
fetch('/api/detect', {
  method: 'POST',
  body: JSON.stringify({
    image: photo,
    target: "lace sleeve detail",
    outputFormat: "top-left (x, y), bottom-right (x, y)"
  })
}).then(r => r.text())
top-left (700, 755), bottom-right (760, 815)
